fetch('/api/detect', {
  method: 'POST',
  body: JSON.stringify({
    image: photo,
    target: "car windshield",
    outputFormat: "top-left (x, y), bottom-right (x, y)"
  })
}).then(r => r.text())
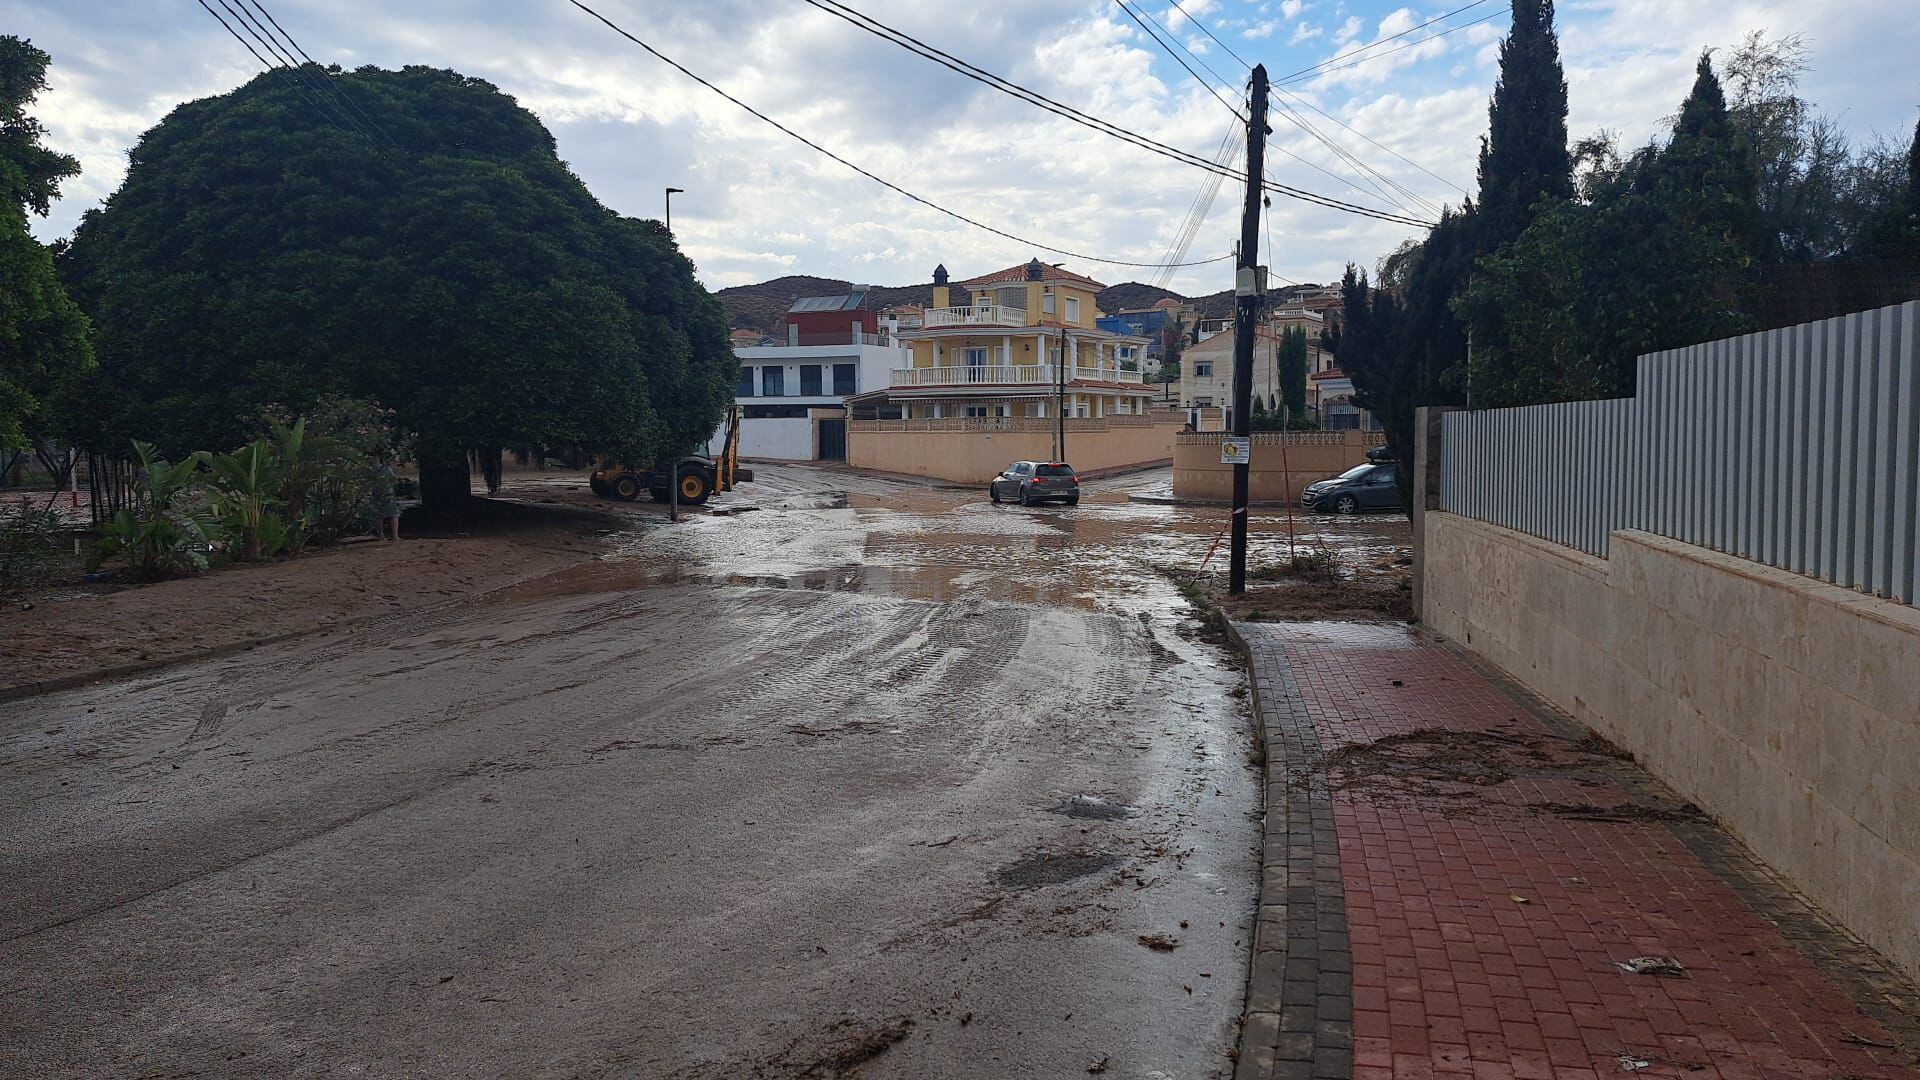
top-left (1036, 464), bottom-right (1074, 477)
top-left (1335, 464), bottom-right (1374, 481)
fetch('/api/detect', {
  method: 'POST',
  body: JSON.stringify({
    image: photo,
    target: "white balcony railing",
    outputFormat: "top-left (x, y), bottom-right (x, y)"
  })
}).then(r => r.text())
top-left (889, 364), bottom-right (1146, 387)
top-left (921, 304), bottom-right (1027, 328)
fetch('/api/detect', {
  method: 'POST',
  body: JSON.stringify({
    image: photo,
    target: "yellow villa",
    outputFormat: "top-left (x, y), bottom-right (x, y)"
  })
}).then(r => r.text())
top-left (855, 260), bottom-right (1156, 420)
top-left (845, 259), bottom-right (1187, 483)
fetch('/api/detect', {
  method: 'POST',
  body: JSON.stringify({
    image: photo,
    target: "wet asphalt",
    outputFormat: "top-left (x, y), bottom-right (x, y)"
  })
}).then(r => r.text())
top-left (0, 464), bottom-right (1406, 1079)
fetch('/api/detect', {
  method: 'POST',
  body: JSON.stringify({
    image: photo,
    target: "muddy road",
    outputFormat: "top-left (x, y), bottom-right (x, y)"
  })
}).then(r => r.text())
top-left (0, 464), bottom-right (1403, 1078)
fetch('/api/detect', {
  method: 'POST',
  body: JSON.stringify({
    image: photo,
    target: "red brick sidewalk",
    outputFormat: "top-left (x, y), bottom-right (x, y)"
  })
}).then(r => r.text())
top-left (1235, 620), bottom-right (1920, 1080)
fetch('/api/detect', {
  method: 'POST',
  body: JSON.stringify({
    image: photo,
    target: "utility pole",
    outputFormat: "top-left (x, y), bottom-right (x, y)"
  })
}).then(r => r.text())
top-left (1055, 324), bottom-right (1067, 461)
top-left (1229, 65), bottom-right (1269, 596)
top-left (665, 186), bottom-right (684, 233)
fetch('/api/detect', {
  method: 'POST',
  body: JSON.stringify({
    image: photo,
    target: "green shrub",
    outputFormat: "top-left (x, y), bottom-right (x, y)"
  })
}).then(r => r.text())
top-left (0, 502), bottom-right (71, 594)
top-left (90, 440), bottom-right (223, 580)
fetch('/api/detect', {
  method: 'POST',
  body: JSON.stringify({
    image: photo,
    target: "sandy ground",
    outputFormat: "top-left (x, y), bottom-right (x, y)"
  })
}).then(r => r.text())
top-left (0, 501), bottom-right (626, 697)
top-left (0, 463), bottom-right (1399, 1079)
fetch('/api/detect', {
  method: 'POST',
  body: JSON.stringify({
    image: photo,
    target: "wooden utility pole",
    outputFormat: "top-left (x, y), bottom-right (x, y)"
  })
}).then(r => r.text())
top-left (1229, 64), bottom-right (1269, 595)
top-left (1056, 324), bottom-right (1067, 461)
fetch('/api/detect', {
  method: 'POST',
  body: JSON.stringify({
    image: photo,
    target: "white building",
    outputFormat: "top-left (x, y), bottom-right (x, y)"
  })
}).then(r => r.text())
top-left (719, 342), bottom-right (907, 460)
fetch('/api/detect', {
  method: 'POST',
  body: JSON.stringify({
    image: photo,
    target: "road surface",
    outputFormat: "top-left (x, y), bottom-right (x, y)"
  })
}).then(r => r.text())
top-left (0, 464), bottom-right (1404, 1078)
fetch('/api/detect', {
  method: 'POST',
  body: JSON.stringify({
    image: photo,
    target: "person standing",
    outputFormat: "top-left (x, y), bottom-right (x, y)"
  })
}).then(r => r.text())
top-left (374, 461), bottom-right (402, 541)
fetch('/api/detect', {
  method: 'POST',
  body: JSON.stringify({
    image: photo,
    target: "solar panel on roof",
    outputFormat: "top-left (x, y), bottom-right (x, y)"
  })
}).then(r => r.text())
top-left (790, 294), bottom-right (861, 312)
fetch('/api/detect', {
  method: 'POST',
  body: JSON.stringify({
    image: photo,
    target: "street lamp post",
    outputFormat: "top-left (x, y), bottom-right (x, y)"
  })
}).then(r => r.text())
top-left (664, 186), bottom-right (684, 233)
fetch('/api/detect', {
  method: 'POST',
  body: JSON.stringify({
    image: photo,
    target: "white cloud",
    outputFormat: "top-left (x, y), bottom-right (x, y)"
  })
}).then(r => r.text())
top-left (5, 0), bottom-right (1913, 298)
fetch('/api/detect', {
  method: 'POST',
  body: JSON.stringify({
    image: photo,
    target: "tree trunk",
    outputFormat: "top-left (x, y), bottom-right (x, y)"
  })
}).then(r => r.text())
top-left (417, 452), bottom-right (472, 512)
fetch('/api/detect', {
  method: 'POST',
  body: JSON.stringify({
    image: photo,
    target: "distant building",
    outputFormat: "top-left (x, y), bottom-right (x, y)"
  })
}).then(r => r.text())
top-left (843, 260), bottom-right (1183, 482)
top-left (1096, 297), bottom-right (1195, 365)
top-left (1175, 307), bottom-right (1375, 429)
top-left (715, 288), bottom-right (908, 461)
top-left (876, 303), bottom-right (924, 336)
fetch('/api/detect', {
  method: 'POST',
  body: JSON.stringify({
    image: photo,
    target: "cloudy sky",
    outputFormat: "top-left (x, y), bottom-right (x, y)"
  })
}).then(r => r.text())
top-left (11, 0), bottom-right (1915, 296)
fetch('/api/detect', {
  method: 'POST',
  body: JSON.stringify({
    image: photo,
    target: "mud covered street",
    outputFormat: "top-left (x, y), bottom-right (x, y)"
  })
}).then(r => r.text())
top-left (0, 464), bottom-right (1407, 1079)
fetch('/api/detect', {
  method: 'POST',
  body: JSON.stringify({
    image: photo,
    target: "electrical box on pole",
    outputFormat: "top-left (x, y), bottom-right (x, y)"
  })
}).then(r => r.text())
top-left (1228, 65), bottom-right (1269, 596)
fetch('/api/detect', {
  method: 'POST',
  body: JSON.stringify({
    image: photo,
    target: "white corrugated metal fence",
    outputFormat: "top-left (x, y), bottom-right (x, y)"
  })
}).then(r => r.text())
top-left (1439, 299), bottom-right (1919, 604)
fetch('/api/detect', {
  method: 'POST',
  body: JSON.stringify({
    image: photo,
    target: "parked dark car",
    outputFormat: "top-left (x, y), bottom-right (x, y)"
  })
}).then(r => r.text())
top-left (989, 461), bottom-right (1080, 506)
top-left (1300, 462), bottom-right (1403, 514)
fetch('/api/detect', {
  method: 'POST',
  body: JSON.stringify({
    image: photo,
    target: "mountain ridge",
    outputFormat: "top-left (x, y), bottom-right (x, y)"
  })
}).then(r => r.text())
top-left (713, 274), bottom-right (1266, 333)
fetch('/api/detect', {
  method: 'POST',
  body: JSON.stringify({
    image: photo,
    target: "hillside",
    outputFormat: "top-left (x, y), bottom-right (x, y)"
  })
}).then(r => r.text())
top-left (714, 274), bottom-right (1314, 332)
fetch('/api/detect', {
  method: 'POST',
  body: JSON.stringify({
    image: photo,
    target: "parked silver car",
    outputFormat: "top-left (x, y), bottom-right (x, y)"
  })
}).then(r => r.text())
top-left (989, 461), bottom-right (1080, 506)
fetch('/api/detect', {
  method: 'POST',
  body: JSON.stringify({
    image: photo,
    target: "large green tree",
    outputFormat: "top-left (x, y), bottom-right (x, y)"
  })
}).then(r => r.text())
top-left (0, 37), bottom-right (92, 452)
top-left (63, 64), bottom-right (734, 507)
top-left (1456, 54), bottom-right (1758, 402)
top-left (1475, 0), bottom-right (1574, 246)
top-left (1339, 0), bottom-right (1569, 479)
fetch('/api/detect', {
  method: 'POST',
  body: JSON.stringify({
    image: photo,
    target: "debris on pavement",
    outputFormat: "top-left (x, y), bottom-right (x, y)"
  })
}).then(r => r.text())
top-left (1137, 933), bottom-right (1180, 952)
top-left (1617, 1051), bottom-right (1653, 1071)
top-left (1615, 956), bottom-right (1687, 977)
top-left (1086, 1056), bottom-right (1110, 1073)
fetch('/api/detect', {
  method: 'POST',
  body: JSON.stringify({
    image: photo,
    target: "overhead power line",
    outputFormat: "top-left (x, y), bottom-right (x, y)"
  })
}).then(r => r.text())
top-left (1272, 83), bottom-right (1471, 199)
top-left (1108, 0), bottom-right (1422, 215)
top-left (1277, 0), bottom-right (1499, 83)
top-left (1113, 0), bottom-right (1244, 120)
top-left (564, 0), bottom-right (1238, 267)
top-left (197, 0), bottom-right (380, 146)
top-left (238, 0), bottom-right (395, 143)
top-left (1150, 120), bottom-right (1241, 291)
top-left (1280, 6), bottom-right (1509, 88)
top-left (792, 0), bottom-right (1435, 227)
top-left (1167, 0), bottom-right (1252, 71)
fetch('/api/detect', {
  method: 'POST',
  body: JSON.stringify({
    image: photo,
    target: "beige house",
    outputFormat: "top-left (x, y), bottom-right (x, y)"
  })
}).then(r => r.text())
top-left (1179, 307), bottom-right (1330, 415)
top-left (846, 259), bottom-right (1184, 482)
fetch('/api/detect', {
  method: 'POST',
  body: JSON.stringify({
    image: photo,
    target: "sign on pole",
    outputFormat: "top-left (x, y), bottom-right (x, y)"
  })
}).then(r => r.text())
top-left (1220, 436), bottom-right (1252, 466)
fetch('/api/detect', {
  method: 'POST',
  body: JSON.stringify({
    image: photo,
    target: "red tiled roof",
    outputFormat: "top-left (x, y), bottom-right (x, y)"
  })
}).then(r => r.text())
top-left (954, 262), bottom-right (1107, 290)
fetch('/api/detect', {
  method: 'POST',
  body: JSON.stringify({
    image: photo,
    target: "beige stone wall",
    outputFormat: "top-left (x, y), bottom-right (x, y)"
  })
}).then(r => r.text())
top-left (1173, 431), bottom-right (1383, 502)
top-left (1421, 513), bottom-right (1920, 981)
top-left (847, 418), bottom-right (1179, 483)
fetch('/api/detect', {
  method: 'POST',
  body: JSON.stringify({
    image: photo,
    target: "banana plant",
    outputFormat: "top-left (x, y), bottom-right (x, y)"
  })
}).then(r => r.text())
top-left (91, 440), bottom-right (221, 579)
top-left (267, 416), bottom-right (326, 553)
top-left (206, 438), bottom-right (287, 561)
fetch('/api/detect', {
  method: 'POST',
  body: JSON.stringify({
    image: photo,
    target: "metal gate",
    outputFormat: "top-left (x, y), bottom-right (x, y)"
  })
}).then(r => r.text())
top-left (817, 418), bottom-right (847, 461)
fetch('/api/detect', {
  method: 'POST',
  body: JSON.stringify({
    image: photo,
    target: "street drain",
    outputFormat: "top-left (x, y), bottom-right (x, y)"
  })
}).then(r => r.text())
top-left (996, 849), bottom-right (1120, 887)
top-left (1053, 795), bottom-right (1136, 821)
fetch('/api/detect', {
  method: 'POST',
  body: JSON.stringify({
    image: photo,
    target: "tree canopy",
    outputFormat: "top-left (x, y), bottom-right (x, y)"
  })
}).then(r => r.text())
top-left (62, 64), bottom-right (734, 505)
top-left (0, 36), bottom-right (91, 450)
top-left (1475, 0), bottom-right (1573, 247)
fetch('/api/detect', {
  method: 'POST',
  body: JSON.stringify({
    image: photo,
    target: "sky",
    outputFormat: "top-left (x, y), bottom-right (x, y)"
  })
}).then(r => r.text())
top-left (10, 0), bottom-right (1916, 297)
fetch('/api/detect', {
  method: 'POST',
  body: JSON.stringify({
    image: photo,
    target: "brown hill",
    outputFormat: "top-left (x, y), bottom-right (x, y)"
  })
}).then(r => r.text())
top-left (715, 276), bottom-right (956, 334)
top-left (714, 274), bottom-right (1323, 333)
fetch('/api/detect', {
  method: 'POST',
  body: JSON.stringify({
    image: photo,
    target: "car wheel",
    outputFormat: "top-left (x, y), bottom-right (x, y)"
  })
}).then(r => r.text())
top-left (1018, 486), bottom-right (1031, 506)
top-left (613, 474), bottom-right (642, 501)
top-left (1334, 493), bottom-right (1359, 515)
top-left (1066, 495), bottom-right (1080, 506)
top-left (989, 483), bottom-right (1001, 504)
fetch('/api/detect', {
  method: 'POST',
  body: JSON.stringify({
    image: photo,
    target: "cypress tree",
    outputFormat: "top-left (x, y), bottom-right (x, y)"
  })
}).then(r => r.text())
top-left (1475, 0), bottom-right (1574, 247)
top-left (1662, 52), bottom-right (1762, 258)
top-left (1907, 117), bottom-right (1920, 246)
top-left (1279, 326), bottom-right (1308, 424)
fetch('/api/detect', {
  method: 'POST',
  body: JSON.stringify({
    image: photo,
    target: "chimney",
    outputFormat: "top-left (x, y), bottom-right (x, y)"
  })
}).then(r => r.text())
top-left (931, 263), bottom-right (949, 309)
